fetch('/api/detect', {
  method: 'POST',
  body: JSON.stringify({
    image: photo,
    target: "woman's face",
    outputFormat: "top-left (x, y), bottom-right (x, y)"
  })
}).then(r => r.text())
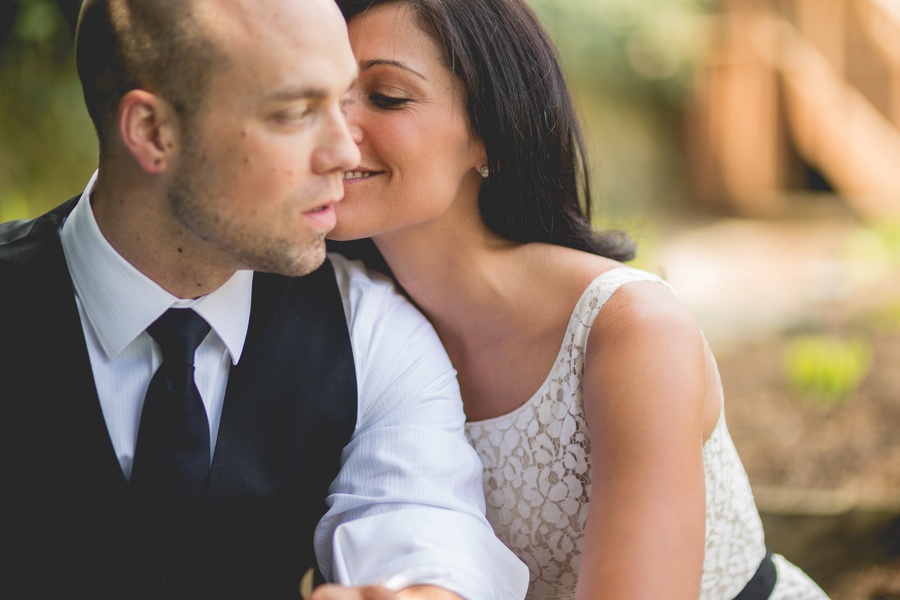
top-left (329, 2), bottom-right (486, 241)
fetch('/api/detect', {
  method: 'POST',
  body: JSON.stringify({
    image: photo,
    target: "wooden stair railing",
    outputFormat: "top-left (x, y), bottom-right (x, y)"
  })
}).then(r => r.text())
top-left (688, 0), bottom-right (900, 218)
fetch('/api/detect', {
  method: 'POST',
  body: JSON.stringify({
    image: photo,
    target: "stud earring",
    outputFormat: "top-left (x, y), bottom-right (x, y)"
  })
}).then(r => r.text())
top-left (480, 165), bottom-right (490, 178)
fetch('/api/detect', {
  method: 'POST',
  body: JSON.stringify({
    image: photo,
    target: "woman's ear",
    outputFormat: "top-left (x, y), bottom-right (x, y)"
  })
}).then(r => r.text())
top-left (473, 139), bottom-right (489, 176)
top-left (117, 89), bottom-right (179, 175)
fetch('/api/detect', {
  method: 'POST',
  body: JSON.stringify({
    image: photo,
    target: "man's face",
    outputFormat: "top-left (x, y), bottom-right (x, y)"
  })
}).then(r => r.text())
top-left (169, 0), bottom-right (360, 277)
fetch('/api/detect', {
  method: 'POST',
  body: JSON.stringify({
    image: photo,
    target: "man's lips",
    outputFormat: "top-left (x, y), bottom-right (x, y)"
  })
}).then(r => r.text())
top-left (304, 193), bottom-right (342, 213)
top-left (303, 201), bottom-right (338, 230)
top-left (306, 203), bottom-right (334, 213)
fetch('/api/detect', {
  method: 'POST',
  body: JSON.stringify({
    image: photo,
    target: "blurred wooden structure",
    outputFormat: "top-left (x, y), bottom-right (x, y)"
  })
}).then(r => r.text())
top-left (689, 0), bottom-right (900, 218)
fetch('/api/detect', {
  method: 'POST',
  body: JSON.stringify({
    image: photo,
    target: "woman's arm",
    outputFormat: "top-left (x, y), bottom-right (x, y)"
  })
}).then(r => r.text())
top-left (577, 280), bottom-right (708, 600)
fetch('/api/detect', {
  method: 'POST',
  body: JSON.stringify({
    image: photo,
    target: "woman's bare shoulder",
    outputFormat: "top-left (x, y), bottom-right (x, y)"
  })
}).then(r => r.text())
top-left (581, 264), bottom-right (707, 431)
top-left (522, 243), bottom-right (629, 301)
top-left (586, 275), bottom-right (704, 399)
top-left (519, 243), bottom-right (702, 349)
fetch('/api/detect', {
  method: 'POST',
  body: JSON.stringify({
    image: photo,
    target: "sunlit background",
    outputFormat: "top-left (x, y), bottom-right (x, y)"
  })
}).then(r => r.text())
top-left (1, 0), bottom-right (897, 596)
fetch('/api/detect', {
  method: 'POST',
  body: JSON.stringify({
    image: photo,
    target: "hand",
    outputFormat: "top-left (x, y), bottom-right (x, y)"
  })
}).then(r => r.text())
top-left (310, 584), bottom-right (463, 600)
top-left (309, 584), bottom-right (397, 600)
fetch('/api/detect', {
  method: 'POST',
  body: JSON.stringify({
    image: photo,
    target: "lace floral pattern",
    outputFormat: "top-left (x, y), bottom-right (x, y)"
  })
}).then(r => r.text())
top-left (466, 361), bottom-right (591, 599)
top-left (464, 268), bottom-right (829, 600)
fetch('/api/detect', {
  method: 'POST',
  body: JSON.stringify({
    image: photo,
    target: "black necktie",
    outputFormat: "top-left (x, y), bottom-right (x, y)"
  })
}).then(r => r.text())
top-left (131, 308), bottom-right (212, 501)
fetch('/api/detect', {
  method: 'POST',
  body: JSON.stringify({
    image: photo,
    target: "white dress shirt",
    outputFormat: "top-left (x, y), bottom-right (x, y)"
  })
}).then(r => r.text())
top-left (60, 171), bottom-right (251, 479)
top-left (58, 172), bottom-right (529, 600)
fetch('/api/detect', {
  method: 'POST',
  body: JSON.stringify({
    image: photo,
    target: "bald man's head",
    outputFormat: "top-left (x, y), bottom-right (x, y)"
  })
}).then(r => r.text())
top-left (76, 0), bottom-right (228, 154)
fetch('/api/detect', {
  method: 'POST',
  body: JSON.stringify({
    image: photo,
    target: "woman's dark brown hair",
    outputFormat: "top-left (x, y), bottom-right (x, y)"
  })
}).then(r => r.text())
top-left (335, 0), bottom-right (635, 261)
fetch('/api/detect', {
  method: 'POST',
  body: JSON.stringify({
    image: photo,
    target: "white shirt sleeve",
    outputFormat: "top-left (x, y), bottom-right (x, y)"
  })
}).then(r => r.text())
top-left (315, 254), bottom-right (529, 600)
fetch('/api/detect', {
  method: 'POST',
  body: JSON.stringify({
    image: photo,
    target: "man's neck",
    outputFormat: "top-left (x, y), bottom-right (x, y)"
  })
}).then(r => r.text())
top-left (91, 172), bottom-right (237, 299)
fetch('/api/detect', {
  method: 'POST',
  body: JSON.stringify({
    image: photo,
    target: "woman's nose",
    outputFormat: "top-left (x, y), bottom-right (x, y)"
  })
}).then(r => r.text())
top-left (342, 100), bottom-right (364, 145)
top-left (349, 122), bottom-right (363, 145)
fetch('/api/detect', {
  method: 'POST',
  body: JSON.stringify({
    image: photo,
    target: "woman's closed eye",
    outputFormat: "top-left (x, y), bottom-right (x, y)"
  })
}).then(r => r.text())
top-left (370, 93), bottom-right (410, 109)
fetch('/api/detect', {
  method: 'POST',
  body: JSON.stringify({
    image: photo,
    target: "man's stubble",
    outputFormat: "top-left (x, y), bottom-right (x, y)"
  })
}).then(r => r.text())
top-left (167, 139), bottom-right (328, 279)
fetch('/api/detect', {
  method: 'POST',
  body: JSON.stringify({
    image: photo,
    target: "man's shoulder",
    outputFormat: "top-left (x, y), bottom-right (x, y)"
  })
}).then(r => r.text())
top-left (326, 251), bottom-right (452, 371)
top-left (0, 219), bottom-right (35, 245)
top-left (0, 199), bottom-right (78, 299)
top-left (328, 252), bottom-right (398, 294)
top-left (327, 252), bottom-right (422, 323)
top-left (0, 198), bottom-right (78, 264)
top-left (0, 224), bottom-right (49, 275)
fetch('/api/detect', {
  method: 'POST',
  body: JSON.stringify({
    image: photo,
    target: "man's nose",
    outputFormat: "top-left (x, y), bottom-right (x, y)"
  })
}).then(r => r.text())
top-left (313, 106), bottom-right (361, 174)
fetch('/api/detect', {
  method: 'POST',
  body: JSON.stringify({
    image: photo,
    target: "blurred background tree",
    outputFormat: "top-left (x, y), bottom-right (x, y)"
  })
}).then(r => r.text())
top-left (528, 0), bottom-right (714, 225)
top-left (0, 0), bottom-right (97, 222)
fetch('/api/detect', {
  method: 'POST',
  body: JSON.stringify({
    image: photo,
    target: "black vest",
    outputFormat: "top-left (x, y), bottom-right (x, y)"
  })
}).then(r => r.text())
top-left (0, 199), bottom-right (358, 598)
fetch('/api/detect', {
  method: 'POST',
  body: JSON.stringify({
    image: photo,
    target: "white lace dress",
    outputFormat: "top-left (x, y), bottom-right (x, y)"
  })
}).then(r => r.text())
top-left (464, 268), bottom-right (829, 600)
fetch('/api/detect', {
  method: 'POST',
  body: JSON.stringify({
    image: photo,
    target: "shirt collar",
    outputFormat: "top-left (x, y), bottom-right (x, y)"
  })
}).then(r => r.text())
top-left (60, 170), bottom-right (252, 364)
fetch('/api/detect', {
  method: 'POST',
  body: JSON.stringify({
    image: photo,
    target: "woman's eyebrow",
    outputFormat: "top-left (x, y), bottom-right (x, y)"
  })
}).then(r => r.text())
top-left (359, 58), bottom-right (427, 80)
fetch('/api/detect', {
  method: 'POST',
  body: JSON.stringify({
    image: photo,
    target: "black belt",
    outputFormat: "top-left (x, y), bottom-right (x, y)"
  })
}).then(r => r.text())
top-left (733, 549), bottom-right (777, 600)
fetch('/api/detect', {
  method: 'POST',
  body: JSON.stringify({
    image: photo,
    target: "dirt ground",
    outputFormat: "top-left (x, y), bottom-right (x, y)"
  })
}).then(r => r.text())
top-left (715, 324), bottom-right (900, 598)
top-left (652, 214), bottom-right (900, 598)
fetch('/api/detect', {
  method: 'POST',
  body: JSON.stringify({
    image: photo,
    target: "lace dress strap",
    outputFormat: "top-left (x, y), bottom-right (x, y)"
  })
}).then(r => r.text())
top-left (569, 267), bottom-right (675, 344)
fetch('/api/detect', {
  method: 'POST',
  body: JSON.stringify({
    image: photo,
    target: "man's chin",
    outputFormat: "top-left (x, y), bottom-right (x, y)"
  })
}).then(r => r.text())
top-left (241, 238), bottom-right (327, 278)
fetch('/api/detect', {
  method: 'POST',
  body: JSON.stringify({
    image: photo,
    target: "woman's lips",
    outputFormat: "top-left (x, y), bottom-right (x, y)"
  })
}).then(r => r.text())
top-left (342, 170), bottom-right (384, 185)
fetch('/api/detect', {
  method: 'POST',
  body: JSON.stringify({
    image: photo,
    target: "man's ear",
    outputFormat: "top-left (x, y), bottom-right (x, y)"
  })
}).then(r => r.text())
top-left (117, 89), bottom-right (179, 174)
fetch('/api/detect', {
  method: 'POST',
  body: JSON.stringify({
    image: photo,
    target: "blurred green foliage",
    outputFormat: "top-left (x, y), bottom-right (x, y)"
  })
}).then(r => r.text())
top-left (783, 335), bottom-right (874, 406)
top-left (526, 0), bottom-right (714, 227)
top-left (863, 300), bottom-right (900, 331)
top-left (0, 0), bottom-right (715, 223)
top-left (528, 0), bottom-right (714, 102)
top-left (0, 0), bottom-right (96, 221)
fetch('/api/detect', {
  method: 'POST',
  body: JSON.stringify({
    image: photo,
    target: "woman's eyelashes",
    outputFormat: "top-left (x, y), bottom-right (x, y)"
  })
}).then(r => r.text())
top-left (369, 93), bottom-right (410, 109)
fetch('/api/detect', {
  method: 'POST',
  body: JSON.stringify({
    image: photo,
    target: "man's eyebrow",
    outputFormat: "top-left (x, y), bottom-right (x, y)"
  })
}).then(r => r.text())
top-left (267, 77), bottom-right (358, 104)
top-left (360, 59), bottom-right (427, 80)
